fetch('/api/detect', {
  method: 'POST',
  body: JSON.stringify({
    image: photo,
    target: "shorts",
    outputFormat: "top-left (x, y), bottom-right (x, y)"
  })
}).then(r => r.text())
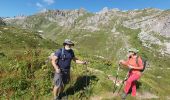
top-left (53, 70), bottom-right (70, 87)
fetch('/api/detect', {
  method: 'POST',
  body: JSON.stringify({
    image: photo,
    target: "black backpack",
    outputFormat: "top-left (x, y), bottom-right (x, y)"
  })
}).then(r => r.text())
top-left (59, 48), bottom-right (74, 61)
top-left (136, 56), bottom-right (147, 72)
top-left (60, 48), bottom-right (66, 61)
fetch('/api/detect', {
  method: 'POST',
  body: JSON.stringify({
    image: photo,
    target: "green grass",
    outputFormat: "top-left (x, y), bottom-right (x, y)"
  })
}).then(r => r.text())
top-left (0, 26), bottom-right (116, 99)
top-left (0, 26), bottom-right (58, 99)
top-left (2, 10), bottom-right (170, 99)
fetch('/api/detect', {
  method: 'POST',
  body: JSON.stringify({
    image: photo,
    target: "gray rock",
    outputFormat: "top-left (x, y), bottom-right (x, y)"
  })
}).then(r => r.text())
top-left (0, 17), bottom-right (6, 25)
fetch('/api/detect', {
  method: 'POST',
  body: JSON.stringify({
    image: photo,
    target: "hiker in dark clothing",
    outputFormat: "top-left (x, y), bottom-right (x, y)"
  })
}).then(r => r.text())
top-left (51, 39), bottom-right (87, 100)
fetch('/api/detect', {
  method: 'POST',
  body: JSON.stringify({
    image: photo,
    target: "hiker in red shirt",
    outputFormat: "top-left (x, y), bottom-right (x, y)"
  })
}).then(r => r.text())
top-left (119, 48), bottom-right (143, 99)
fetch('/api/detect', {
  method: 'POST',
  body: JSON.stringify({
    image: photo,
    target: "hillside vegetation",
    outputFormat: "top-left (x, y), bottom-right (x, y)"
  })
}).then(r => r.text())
top-left (1, 8), bottom-right (170, 99)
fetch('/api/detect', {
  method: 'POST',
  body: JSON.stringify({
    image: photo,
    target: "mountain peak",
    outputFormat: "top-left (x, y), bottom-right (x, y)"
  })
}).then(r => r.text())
top-left (0, 17), bottom-right (6, 25)
top-left (97, 7), bottom-right (109, 14)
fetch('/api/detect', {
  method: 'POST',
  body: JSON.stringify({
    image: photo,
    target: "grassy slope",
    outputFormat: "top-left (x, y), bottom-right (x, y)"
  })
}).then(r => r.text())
top-left (0, 26), bottom-right (116, 100)
top-left (0, 26), bottom-right (60, 99)
top-left (2, 10), bottom-right (170, 99)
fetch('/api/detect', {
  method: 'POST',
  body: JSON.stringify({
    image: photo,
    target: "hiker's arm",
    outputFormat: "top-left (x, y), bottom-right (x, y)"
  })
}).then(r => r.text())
top-left (120, 60), bottom-right (129, 67)
top-left (51, 56), bottom-right (60, 72)
top-left (73, 57), bottom-right (86, 64)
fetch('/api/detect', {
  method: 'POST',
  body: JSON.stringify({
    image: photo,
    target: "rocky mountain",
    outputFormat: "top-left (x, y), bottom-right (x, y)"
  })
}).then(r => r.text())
top-left (3, 8), bottom-right (170, 57)
top-left (4, 9), bottom-right (87, 28)
top-left (1, 8), bottom-right (170, 99)
top-left (0, 17), bottom-right (6, 25)
top-left (123, 9), bottom-right (170, 55)
top-left (123, 9), bottom-right (170, 37)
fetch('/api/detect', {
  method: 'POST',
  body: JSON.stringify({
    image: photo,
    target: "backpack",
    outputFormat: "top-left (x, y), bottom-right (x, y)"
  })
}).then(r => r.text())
top-left (60, 48), bottom-right (66, 60)
top-left (60, 48), bottom-right (74, 60)
top-left (136, 56), bottom-right (147, 72)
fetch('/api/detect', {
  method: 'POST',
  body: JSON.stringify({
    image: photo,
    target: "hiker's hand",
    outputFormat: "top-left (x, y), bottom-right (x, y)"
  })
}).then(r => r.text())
top-left (56, 68), bottom-right (61, 73)
top-left (119, 60), bottom-right (124, 65)
top-left (83, 61), bottom-right (88, 65)
top-left (128, 65), bottom-right (134, 70)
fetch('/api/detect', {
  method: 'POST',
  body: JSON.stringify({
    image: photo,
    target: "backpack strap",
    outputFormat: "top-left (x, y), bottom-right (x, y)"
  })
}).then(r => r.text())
top-left (61, 48), bottom-right (65, 60)
top-left (136, 56), bottom-right (139, 67)
top-left (136, 56), bottom-right (144, 72)
top-left (61, 48), bottom-right (64, 56)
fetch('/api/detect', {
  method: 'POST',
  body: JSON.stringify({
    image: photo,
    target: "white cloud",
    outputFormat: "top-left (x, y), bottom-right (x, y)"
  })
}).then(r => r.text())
top-left (43, 0), bottom-right (55, 5)
top-left (36, 2), bottom-right (43, 8)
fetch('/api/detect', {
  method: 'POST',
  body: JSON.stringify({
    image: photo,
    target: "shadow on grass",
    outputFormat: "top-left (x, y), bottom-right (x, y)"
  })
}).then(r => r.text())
top-left (64, 75), bottom-right (97, 96)
top-left (136, 81), bottom-right (142, 89)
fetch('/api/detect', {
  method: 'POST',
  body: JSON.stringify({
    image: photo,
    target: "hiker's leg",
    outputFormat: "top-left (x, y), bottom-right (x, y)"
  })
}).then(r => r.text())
top-left (53, 72), bottom-right (63, 99)
top-left (131, 81), bottom-right (136, 96)
top-left (124, 75), bottom-right (133, 94)
top-left (53, 86), bottom-right (60, 98)
top-left (124, 73), bottom-right (140, 94)
top-left (61, 71), bottom-right (70, 93)
top-left (59, 71), bottom-right (70, 97)
top-left (56, 71), bottom-right (69, 98)
top-left (58, 84), bottom-right (64, 95)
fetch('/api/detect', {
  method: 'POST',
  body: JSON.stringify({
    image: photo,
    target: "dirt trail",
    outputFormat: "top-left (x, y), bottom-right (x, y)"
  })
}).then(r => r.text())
top-left (87, 67), bottom-right (159, 100)
top-left (90, 91), bottom-right (159, 100)
top-left (137, 92), bottom-right (159, 99)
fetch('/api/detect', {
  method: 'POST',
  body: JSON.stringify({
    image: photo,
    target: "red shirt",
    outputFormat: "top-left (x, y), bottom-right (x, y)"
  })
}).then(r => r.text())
top-left (122, 56), bottom-right (143, 76)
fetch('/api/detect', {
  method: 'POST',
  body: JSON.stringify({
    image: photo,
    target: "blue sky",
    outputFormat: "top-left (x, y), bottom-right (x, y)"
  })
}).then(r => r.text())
top-left (0, 0), bottom-right (170, 17)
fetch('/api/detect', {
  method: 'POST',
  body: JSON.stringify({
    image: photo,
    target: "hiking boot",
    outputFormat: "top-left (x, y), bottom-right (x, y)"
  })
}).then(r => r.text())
top-left (54, 97), bottom-right (59, 100)
top-left (62, 95), bottom-right (68, 100)
top-left (54, 95), bottom-right (62, 100)
top-left (121, 92), bottom-right (127, 100)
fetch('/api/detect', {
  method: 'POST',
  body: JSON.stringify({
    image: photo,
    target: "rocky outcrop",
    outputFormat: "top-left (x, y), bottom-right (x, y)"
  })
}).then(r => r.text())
top-left (76, 7), bottom-right (124, 32)
top-left (0, 17), bottom-right (6, 25)
top-left (123, 9), bottom-right (170, 37)
top-left (138, 31), bottom-right (162, 48)
top-left (3, 8), bottom-right (170, 55)
top-left (4, 9), bottom-right (87, 28)
top-left (39, 9), bottom-right (87, 27)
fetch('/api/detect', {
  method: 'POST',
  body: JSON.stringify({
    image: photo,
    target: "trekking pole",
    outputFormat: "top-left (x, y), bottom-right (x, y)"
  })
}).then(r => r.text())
top-left (113, 64), bottom-right (121, 93)
top-left (117, 71), bottom-right (129, 94)
top-left (85, 63), bottom-right (88, 100)
top-left (83, 52), bottom-right (89, 100)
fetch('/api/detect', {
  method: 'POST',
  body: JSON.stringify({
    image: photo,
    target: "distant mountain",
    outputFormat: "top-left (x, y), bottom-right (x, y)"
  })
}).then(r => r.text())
top-left (0, 17), bottom-right (6, 25)
top-left (1, 8), bottom-right (170, 99)
top-left (4, 8), bottom-right (170, 57)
